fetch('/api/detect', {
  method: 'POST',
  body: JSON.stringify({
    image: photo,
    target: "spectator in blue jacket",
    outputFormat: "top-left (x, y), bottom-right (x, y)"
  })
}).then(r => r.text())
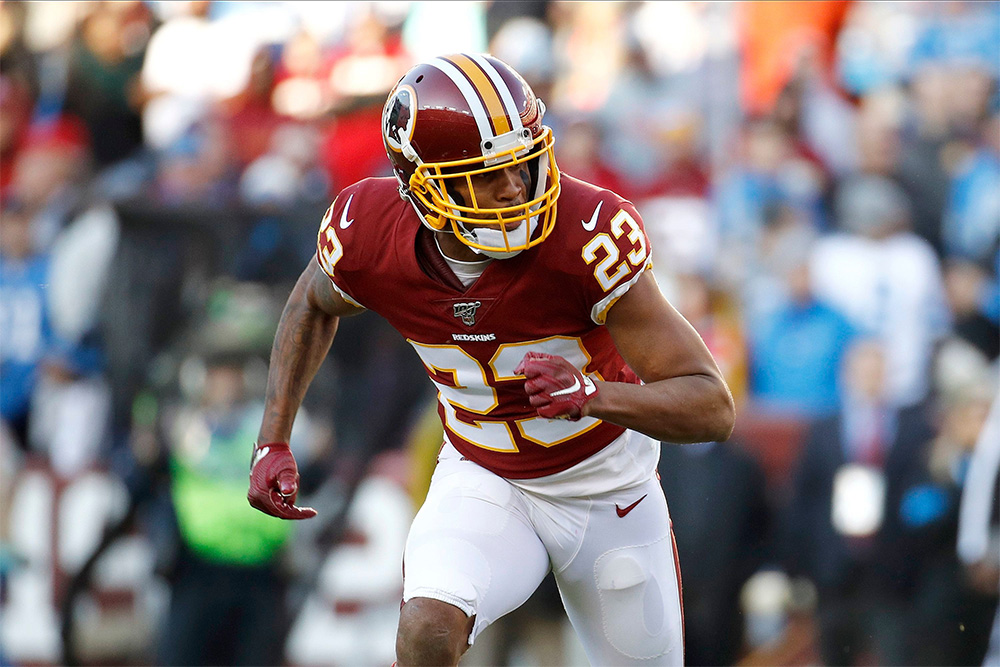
top-left (0, 198), bottom-right (51, 447)
top-left (748, 224), bottom-right (856, 417)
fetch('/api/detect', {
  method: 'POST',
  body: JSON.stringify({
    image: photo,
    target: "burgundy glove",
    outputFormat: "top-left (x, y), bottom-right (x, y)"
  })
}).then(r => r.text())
top-left (515, 352), bottom-right (599, 421)
top-left (247, 442), bottom-right (317, 520)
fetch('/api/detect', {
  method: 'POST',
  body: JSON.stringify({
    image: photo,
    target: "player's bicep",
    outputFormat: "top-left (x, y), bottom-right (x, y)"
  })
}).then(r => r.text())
top-left (604, 271), bottom-right (724, 384)
top-left (304, 260), bottom-right (365, 317)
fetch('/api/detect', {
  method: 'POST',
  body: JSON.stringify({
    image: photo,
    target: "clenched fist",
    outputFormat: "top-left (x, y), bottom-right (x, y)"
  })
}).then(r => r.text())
top-left (515, 352), bottom-right (599, 421)
top-left (247, 442), bottom-right (317, 520)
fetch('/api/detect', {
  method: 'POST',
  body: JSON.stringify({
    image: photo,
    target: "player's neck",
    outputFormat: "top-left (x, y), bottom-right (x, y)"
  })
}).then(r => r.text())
top-left (434, 231), bottom-right (490, 264)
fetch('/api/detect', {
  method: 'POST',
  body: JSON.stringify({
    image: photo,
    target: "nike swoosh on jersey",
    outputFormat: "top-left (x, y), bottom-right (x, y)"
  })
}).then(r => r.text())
top-left (615, 494), bottom-right (647, 518)
top-left (582, 200), bottom-right (603, 232)
top-left (339, 193), bottom-right (355, 228)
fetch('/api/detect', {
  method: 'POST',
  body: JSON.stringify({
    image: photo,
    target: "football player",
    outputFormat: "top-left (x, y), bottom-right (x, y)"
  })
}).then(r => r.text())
top-left (248, 53), bottom-right (735, 666)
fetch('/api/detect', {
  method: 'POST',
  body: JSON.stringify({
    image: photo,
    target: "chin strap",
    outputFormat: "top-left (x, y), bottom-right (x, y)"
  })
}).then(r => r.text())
top-left (460, 214), bottom-right (540, 259)
top-left (460, 226), bottom-right (523, 260)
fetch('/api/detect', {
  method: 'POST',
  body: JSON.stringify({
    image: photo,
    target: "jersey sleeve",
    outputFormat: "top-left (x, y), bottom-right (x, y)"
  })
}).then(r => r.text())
top-left (316, 187), bottom-right (366, 309)
top-left (580, 198), bottom-right (653, 324)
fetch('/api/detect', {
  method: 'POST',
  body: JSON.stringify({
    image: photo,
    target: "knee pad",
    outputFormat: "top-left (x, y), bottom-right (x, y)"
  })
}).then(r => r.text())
top-left (594, 537), bottom-right (681, 660)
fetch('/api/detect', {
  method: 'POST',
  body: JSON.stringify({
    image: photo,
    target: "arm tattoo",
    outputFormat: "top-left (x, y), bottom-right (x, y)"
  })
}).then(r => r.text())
top-left (258, 262), bottom-right (343, 443)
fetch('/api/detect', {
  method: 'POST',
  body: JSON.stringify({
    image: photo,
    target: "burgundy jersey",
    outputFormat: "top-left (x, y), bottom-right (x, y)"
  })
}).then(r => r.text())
top-left (316, 175), bottom-right (653, 479)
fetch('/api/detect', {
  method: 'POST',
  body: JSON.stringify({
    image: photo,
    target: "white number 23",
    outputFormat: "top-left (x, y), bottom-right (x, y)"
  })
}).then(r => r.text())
top-left (582, 209), bottom-right (647, 292)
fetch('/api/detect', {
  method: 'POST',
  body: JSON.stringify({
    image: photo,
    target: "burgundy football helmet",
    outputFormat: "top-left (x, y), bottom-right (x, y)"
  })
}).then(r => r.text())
top-left (381, 53), bottom-right (560, 258)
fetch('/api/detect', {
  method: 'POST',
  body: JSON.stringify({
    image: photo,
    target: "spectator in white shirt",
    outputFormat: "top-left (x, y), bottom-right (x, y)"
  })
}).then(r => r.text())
top-left (811, 174), bottom-right (951, 407)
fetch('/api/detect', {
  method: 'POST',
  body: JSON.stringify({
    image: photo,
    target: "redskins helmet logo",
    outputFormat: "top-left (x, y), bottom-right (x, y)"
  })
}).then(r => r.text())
top-left (383, 84), bottom-right (417, 155)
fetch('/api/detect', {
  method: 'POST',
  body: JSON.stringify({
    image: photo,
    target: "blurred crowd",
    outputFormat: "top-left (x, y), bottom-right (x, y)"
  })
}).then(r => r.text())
top-left (0, 1), bottom-right (997, 666)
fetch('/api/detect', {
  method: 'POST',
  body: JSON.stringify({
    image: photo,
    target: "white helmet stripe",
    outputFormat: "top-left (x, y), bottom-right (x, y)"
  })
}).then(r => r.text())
top-left (469, 54), bottom-right (524, 132)
top-left (429, 57), bottom-right (493, 141)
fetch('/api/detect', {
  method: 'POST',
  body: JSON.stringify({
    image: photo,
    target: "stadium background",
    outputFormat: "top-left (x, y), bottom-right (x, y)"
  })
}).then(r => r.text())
top-left (0, 1), bottom-right (997, 665)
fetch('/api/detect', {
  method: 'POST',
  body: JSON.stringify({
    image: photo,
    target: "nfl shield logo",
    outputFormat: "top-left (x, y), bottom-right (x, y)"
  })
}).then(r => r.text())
top-left (453, 301), bottom-right (481, 327)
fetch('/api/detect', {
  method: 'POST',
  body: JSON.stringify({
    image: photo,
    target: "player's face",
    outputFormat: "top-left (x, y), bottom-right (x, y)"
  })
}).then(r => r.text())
top-left (450, 163), bottom-right (530, 230)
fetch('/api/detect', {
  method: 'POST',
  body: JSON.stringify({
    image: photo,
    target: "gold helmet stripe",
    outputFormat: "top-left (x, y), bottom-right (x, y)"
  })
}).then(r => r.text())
top-left (469, 53), bottom-right (524, 133)
top-left (442, 54), bottom-right (512, 137)
top-left (429, 56), bottom-right (493, 141)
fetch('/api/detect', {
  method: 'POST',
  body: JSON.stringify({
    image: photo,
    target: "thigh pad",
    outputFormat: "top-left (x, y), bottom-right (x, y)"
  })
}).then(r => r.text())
top-left (594, 535), bottom-right (681, 660)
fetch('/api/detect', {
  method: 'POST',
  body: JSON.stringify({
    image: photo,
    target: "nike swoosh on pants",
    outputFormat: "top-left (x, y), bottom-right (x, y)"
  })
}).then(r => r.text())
top-left (615, 494), bottom-right (647, 517)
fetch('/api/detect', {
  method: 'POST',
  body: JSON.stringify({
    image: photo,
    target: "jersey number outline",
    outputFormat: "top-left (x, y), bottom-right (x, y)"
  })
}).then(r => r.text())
top-left (581, 209), bottom-right (648, 292)
top-left (318, 205), bottom-right (343, 276)
top-left (409, 337), bottom-right (602, 452)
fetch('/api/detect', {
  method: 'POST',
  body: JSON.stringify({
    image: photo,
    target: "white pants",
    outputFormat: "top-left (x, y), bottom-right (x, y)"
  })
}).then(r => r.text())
top-left (402, 441), bottom-right (684, 665)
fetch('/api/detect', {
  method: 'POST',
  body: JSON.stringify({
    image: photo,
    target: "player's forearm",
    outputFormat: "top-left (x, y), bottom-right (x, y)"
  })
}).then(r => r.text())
top-left (257, 276), bottom-right (339, 444)
top-left (585, 374), bottom-right (735, 444)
